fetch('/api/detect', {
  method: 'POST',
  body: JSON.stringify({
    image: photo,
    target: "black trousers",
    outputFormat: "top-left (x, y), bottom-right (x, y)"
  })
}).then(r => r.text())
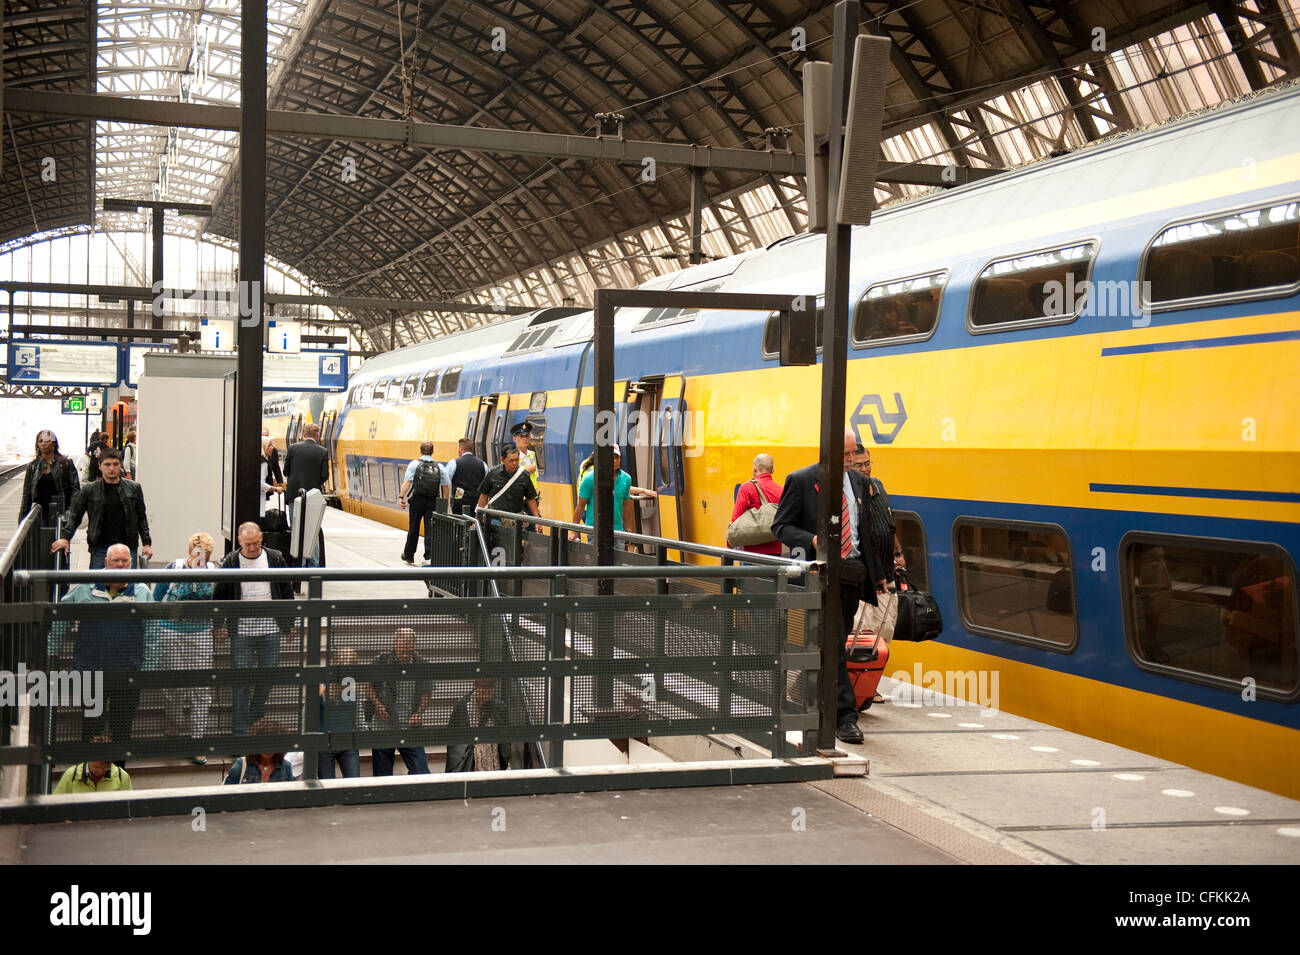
top-left (82, 673), bottom-right (140, 745)
top-left (837, 583), bottom-right (865, 725)
top-left (403, 494), bottom-right (439, 561)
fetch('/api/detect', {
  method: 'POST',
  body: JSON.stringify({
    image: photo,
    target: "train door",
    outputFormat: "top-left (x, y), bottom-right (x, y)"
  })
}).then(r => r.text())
top-left (622, 375), bottom-right (687, 541)
top-left (488, 395), bottom-right (511, 467)
top-left (654, 376), bottom-right (688, 542)
top-left (470, 394), bottom-right (509, 466)
top-left (318, 411), bottom-right (337, 494)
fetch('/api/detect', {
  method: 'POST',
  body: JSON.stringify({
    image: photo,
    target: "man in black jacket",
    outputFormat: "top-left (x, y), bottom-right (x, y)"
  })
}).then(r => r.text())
top-left (283, 423), bottom-right (329, 504)
top-left (52, 447), bottom-right (153, 569)
top-left (772, 428), bottom-right (887, 744)
top-left (444, 438), bottom-right (486, 516)
top-left (215, 522), bottom-right (295, 735)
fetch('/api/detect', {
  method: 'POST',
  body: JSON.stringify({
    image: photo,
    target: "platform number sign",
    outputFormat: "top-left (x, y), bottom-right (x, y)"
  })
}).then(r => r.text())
top-left (13, 345), bottom-right (40, 378)
top-left (62, 395), bottom-right (86, 414)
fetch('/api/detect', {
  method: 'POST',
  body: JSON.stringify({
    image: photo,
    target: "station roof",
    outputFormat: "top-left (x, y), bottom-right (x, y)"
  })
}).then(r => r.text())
top-left (4, 0), bottom-right (1299, 349)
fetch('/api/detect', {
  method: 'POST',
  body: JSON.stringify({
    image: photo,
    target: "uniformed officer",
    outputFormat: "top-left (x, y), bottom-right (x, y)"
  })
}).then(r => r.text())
top-left (476, 445), bottom-right (541, 519)
top-left (477, 444), bottom-right (541, 561)
top-left (510, 421), bottom-right (539, 494)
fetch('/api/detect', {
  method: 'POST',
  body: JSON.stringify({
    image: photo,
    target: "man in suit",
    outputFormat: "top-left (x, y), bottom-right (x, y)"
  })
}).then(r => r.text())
top-left (443, 437), bottom-right (487, 516)
top-left (283, 422), bottom-right (329, 503)
top-left (283, 422), bottom-right (330, 567)
top-left (772, 428), bottom-right (887, 744)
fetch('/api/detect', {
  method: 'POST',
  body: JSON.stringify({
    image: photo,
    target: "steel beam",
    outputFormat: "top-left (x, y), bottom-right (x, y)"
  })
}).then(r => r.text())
top-left (6, 88), bottom-right (994, 184)
top-left (235, 1), bottom-right (267, 535)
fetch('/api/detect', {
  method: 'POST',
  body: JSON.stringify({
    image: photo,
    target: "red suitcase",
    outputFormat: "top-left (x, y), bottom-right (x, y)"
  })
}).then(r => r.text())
top-left (846, 627), bottom-right (889, 711)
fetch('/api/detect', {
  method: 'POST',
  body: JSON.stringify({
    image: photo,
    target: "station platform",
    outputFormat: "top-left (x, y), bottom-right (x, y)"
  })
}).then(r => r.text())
top-left (3, 478), bottom-right (1299, 865)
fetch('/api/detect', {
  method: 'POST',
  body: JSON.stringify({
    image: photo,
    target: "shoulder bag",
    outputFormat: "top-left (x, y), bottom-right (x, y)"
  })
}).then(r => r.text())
top-left (726, 479), bottom-right (778, 547)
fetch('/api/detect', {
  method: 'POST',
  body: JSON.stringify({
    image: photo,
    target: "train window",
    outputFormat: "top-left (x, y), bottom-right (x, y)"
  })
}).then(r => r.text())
top-left (635, 283), bottom-right (723, 331)
top-left (371, 379), bottom-right (388, 404)
top-left (852, 271), bottom-right (947, 347)
top-left (365, 460), bottom-right (382, 500)
top-left (401, 374), bottom-right (419, 401)
top-left (380, 463), bottom-right (395, 502)
top-left (440, 366), bottom-right (461, 396)
top-left (954, 519), bottom-right (1077, 651)
top-left (1142, 200), bottom-right (1300, 310)
top-left (420, 370), bottom-right (440, 398)
top-left (968, 241), bottom-right (1097, 332)
top-left (893, 512), bottom-right (929, 593)
top-left (387, 379), bottom-right (404, 403)
top-left (1121, 534), bottom-right (1297, 700)
top-left (760, 298), bottom-right (824, 360)
top-left (525, 413), bottom-right (547, 476)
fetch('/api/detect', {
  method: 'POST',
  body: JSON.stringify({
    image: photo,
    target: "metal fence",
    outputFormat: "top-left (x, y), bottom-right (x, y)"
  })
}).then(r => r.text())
top-left (1, 511), bottom-right (821, 796)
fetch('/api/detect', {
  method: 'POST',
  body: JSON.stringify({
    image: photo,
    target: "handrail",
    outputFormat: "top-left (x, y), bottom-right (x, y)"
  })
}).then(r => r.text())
top-left (0, 505), bottom-right (42, 582)
top-left (475, 506), bottom-right (805, 568)
top-left (16, 562), bottom-right (813, 585)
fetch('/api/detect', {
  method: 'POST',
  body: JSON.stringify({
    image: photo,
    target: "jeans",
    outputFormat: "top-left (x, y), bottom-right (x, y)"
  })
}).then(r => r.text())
top-left (371, 747), bottom-right (430, 776)
top-left (318, 750), bottom-right (361, 778)
top-left (89, 547), bottom-right (138, 570)
top-left (231, 624), bottom-right (280, 736)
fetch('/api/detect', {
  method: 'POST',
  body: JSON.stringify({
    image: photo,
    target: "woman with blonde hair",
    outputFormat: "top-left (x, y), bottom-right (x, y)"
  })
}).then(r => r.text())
top-left (154, 531), bottom-right (219, 764)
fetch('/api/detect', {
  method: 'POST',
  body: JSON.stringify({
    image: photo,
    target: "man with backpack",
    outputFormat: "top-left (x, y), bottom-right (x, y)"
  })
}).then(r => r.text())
top-left (399, 440), bottom-right (449, 564)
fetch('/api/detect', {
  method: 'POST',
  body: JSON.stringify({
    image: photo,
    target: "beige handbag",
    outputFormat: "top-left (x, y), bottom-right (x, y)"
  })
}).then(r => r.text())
top-left (726, 480), bottom-right (778, 547)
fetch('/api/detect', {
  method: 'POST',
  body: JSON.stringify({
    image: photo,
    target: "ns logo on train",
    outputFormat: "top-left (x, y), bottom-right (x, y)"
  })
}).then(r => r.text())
top-left (851, 393), bottom-right (907, 444)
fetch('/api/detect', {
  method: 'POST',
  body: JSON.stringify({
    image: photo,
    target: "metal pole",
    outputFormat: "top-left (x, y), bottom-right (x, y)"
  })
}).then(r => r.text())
top-left (151, 205), bottom-right (165, 331)
top-left (689, 167), bottom-right (705, 265)
top-left (815, 0), bottom-right (859, 752)
top-left (234, 0), bottom-right (268, 533)
top-left (126, 297), bottom-right (134, 345)
top-left (592, 288), bottom-right (614, 709)
top-left (389, 311), bottom-right (396, 352)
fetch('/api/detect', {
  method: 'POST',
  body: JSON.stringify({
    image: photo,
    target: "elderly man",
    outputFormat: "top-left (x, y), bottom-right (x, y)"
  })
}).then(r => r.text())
top-left (363, 628), bottom-right (433, 775)
top-left (216, 522), bottom-right (294, 736)
top-left (772, 428), bottom-right (887, 745)
top-left (728, 452), bottom-right (783, 556)
top-left (47, 543), bottom-right (152, 747)
top-left (52, 447), bottom-right (153, 569)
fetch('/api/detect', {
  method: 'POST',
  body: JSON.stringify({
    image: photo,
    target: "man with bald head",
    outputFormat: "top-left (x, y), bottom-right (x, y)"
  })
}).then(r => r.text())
top-left (47, 543), bottom-right (153, 749)
top-left (215, 522), bottom-right (294, 735)
top-left (363, 627), bottom-right (433, 776)
top-left (728, 453), bottom-right (784, 556)
top-left (772, 428), bottom-right (887, 744)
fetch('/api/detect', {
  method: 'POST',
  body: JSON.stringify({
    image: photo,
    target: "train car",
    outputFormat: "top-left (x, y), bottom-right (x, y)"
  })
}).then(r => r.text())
top-left (261, 391), bottom-right (324, 456)
top-left (319, 86), bottom-right (1300, 797)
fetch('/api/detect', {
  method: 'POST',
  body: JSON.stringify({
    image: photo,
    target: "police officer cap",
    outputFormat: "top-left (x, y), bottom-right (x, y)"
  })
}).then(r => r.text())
top-left (510, 421), bottom-right (532, 437)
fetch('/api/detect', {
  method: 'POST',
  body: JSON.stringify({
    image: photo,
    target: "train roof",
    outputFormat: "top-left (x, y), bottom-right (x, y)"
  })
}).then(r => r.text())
top-left (349, 81), bottom-right (1300, 382)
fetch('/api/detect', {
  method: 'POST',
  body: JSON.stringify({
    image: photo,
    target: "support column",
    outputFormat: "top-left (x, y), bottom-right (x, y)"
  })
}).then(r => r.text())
top-left (689, 167), bottom-right (705, 265)
top-left (151, 205), bottom-right (165, 330)
top-left (592, 289), bottom-right (615, 709)
top-left (234, 0), bottom-right (267, 533)
top-left (816, 0), bottom-right (859, 752)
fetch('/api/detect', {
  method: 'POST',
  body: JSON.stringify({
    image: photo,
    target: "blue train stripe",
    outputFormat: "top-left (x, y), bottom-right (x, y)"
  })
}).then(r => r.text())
top-left (1100, 329), bottom-right (1300, 357)
top-left (1089, 483), bottom-right (1300, 503)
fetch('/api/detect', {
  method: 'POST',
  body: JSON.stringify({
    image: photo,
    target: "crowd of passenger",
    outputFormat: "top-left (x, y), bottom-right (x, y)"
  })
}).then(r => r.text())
top-left (24, 419), bottom-right (910, 787)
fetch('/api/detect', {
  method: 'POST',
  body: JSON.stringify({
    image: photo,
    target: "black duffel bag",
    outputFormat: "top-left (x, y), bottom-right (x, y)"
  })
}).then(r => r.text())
top-left (892, 568), bottom-right (943, 642)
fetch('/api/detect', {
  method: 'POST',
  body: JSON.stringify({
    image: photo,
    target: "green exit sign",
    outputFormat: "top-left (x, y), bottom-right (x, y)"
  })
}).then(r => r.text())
top-left (62, 395), bottom-right (86, 414)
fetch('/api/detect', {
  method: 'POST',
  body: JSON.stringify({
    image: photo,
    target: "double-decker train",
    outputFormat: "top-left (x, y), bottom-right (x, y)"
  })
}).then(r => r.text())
top-left (266, 86), bottom-right (1300, 798)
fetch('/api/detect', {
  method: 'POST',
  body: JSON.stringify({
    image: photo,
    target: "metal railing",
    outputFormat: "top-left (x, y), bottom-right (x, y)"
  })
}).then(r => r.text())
top-left (0, 553), bottom-right (821, 798)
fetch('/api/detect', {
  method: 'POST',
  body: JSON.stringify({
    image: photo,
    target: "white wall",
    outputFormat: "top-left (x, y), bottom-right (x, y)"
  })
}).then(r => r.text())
top-left (136, 354), bottom-right (236, 565)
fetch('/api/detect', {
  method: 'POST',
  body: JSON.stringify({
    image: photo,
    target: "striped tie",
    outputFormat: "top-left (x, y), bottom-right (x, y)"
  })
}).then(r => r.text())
top-left (841, 492), bottom-right (852, 559)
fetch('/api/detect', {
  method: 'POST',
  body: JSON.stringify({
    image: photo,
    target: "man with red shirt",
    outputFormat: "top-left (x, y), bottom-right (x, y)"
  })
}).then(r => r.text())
top-left (729, 453), bottom-right (783, 556)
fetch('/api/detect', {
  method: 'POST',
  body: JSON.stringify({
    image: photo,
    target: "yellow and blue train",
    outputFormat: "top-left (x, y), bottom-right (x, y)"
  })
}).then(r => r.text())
top-left (267, 86), bottom-right (1300, 798)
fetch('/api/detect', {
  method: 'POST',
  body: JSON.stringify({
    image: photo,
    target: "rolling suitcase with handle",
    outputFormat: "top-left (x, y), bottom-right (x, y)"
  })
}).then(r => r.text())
top-left (845, 600), bottom-right (891, 711)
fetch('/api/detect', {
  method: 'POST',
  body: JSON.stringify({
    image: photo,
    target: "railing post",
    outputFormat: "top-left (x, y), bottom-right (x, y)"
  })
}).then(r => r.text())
top-left (302, 574), bottom-right (323, 781)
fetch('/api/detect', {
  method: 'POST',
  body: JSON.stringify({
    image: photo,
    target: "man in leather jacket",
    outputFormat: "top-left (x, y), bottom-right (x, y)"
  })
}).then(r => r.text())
top-left (52, 447), bottom-right (153, 569)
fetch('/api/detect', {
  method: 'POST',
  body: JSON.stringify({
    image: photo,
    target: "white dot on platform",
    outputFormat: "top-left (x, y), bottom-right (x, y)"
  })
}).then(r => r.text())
top-left (1161, 789), bottom-right (1195, 798)
top-left (1113, 773), bottom-right (1145, 781)
top-left (1214, 806), bottom-right (1250, 816)
top-left (927, 712), bottom-right (953, 718)
top-left (1070, 759), bottom-right (1101, 766)
top-left (1276, 827), bottom-right (1300, 838)
top-left (896, 702), bottom-right (922, 708)
top-left (991, 733), bottom-right (1020, 740)
top-left (1030, 746), bottom-right (1059, 753)
top-left (957, 722), bottom-right (984, 728)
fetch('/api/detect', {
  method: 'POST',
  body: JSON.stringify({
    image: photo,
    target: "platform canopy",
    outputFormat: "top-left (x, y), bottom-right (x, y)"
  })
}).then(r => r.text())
top-left (4, 0), bottom-right (1299, 350)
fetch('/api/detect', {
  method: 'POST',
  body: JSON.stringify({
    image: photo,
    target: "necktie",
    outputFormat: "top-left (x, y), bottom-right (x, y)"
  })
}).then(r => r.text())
top-left (841, 492), bottom-right (852, 559)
